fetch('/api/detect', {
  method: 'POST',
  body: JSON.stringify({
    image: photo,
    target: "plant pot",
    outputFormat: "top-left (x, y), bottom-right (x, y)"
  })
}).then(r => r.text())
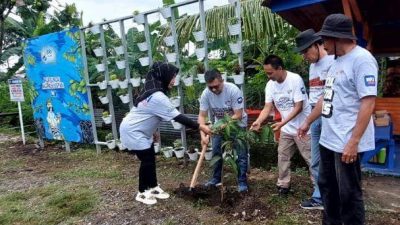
top-left (159, 7), bottom-right (171, 19)
top-left (102, 115), bottom-right (112, 124)
top-left (171, 120), bottom-right (182, 130)
top-left (192, 30), bottom-right (205, 42)
top-left (174, 148), bottom-right (185, 159)
top-left (93, 47), bottom-right (104, 57)
top-left (141, 78), bottom-right (146, 84)
top-left (137, 42), bottom-right (148, 51)
top-left (204, 149), bottom-right (213, 161)
top-left (173, 75), bottom-right (180, 86)
top-left (170, 96), bottom-right (181, 107)
top-left (97, 81), bottom-right (107, 90)
top-left (106, 140), bottom-right (116, 149)
top-left (134, 14), bottom-right (145, 24)
top-left (114, 46), bottom-right (124, 55)
top-left (183, 75), bottom-right (193, 86)
top-left (139, 57), bottom-right (150, 66)
top-left (117, 142), bottom-right (126, 150)
top-left (228, 0), bottom-right (237, 4)
top-left (119, 79), bottom-right (129, 89)
top-left (221, 72), bottom-right (227, 81)
top-left (89, 25), bottom-right (101, 34)
top-left (197, 73), bottom-right (205, 83)
top-left (233, 72), bottom-right (245, 84)
top-left (187, 151), bottom-right (198, 161)
top-left (228, 23), bottom-right (241, 36)
top-left (154, 143), bottom-right (160, 153)
top-left (166, 52), bottom-right (177, 63)
top-left (116, 60), bottom-right (126, 69)
top-left (119, 94), bottom-right (130, 104)
top-left (98, 96), bottom-right (109, 104)
top-left (195, 47), bottom-right (206, 60)
top-left (162, 147), bottom-right (174, 158)
top-left (229, 41), bottom-right (241, 54)
top-left (130, 77), bottom-right (141, 87)
top-left (163, 36), bottom-right (174, 47)
top-left (95, 63), bottom-right (105, 72)
top-left (109, 80), bottom-right (119, 89)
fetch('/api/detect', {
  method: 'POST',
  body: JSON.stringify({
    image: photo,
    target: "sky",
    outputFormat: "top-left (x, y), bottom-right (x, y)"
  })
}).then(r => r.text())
top-left (1, 0), bottom-right (228, 72)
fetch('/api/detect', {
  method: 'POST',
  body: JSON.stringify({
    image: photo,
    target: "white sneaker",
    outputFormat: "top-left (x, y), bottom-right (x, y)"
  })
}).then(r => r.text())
top-left (149, 185), bottom-right (170, 199)
top-left (135, 190), bottom-right (157, 205)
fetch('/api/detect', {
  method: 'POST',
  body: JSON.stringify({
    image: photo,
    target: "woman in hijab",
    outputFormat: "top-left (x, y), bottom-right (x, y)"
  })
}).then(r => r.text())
top-left (119, 62), bottom-right (211, 205)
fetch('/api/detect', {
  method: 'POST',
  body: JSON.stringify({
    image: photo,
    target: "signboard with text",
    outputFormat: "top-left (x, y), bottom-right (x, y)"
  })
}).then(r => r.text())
top-left (8, 79), bottom-right (25, 102)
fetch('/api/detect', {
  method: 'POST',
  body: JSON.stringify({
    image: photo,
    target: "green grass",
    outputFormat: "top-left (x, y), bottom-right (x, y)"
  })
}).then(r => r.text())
top-left (0, 185), bottom-right (99, 225)
top-left (53, 167), bottom-right (123, 180)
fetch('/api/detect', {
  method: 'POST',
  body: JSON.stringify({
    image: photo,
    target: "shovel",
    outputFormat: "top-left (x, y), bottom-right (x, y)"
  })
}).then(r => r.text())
top-left (189, 143), bottom-right (208, 191)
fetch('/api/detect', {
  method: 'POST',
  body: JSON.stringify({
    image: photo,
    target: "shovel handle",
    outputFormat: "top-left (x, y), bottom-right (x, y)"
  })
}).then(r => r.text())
top-left (189, 144), bottom-right (208, 189)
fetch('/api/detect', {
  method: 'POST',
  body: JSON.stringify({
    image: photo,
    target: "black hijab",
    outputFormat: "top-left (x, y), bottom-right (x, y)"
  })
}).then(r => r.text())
top-left (134, 62), bottom-right (179, 106)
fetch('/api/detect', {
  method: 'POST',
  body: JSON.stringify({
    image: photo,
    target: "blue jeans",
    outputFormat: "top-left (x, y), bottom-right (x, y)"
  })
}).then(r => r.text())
top-left (311, 116), bottom-right (322, 203)
top-left (211, 133), bottom-right (248, 184)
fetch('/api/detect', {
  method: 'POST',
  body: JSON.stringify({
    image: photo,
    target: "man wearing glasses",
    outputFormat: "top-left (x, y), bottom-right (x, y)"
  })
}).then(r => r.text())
top-left (198, 69), bottom-right (249, 192)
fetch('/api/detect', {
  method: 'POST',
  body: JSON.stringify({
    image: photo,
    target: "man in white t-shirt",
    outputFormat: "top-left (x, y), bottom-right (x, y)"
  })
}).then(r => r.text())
top-left (295, 29), bottom-right (334, 210)
top-left (250, 55), bottom-right (312, 196)
top-left (298, 14), bottom-right (378, 225)
top-left (198, 69), bottom-right (249, 192)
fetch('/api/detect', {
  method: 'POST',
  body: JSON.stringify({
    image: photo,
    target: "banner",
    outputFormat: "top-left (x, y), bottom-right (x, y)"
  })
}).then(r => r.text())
top-left (23, 27), bottom-right (93, 143)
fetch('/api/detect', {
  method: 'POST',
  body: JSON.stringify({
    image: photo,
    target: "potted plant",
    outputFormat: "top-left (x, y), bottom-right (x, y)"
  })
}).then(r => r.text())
top-left (229, 41), bottom-right (242, 54)
top-left (196, 63), bottom-right (206, 83)
top-left (109, 73), bottom-right (119, 89)
top-left (181, 65), bottom-right (194, 87)
top-left (170, 96), bottom-right (181, 107)
top-left (89, 24), bottom-right (101, 34)
top-left (163, 35), bottom-right (175, 47)
top-left (134, 13), bottom-right (145, 24)
top-left (173, 139), bottom-right (185, 159)
top-left (159, 6), bottom-right (171, 19)
top-left (117, 88), bottom-right (129, 104)
top-left (166, 52), bottom-right (177, 63)
top-left (92, 39), bottom-right (103, 57)
top-left (195, 42), bottom-right (206, 60)
top-left (105, 133), bottom-right (115, 149)
top-left (95, 59), bottom-right (106, 72)
top-left (130, 69), bottom-right (141, 87)
top-left (228, 17), bottom-right (241, 36)
top-left (115, 56), bottom-right (126, 70)
top-left (171, 119), bottom-right (182, 130)
top-left (98, 90), bottom-right (109, 104)
top-left (139, 55), bottom-right (150, 67)
top-left (161, 146), bottom-right (174, 158)
top-left (192, 28), bottom-right (205, 42)
top-left (102, 111), bottom-right (112, 124)
top-left (96, 75), bottom-right (107, 90)
top-left (218, 67), bottom-right (228, 81)
top-left (116, 139), bottom-right (126, 150)
top-left (231, 63), bottom-right (244, 85)
top-left (154, 142), bottom-right (161, 153)
top-left (118, 74), bottom-right (128, 89)
top-left (136, 32), bottom-right (148, 52)
top-left (187, 145), bottom-right (198, 161)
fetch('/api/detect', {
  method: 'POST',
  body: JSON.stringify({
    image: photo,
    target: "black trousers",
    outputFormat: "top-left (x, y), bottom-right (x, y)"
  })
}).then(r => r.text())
top-left (131, 145), bottom-right (157, 192)
top-left (319, 145), bottom-right (365, 225)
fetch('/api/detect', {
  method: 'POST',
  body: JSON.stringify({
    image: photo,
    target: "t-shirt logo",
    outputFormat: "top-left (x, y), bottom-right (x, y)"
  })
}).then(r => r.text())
top-left (237, 97), bottom-right (243, 104)
top-left (301, 87), bottom-right (306, 94)
top-left (364, 75), bottom-right (376, 87)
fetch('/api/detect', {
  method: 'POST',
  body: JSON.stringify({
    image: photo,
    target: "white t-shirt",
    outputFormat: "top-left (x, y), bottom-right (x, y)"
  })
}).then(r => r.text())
top-left (309, 55), bottom-right (335, 105)
top-left (320, 46), bottom-right (378, 153)
top-left (265, 71), bottom-right (311, 135)
top-left (200, 82), bottom-right (247, 127)
top-left (119, 91), bottom-right (180, 150)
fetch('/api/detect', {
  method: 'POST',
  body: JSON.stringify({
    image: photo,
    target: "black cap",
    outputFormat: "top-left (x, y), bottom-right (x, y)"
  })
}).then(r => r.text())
top-left (316, 14), bottom-right (357, 40)
top-left (295, 29), bottom-right (322, 52)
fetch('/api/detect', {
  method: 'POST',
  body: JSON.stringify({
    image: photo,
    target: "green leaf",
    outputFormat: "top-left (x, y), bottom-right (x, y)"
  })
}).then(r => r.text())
top-left (209, 155), bottom-right (221, 168)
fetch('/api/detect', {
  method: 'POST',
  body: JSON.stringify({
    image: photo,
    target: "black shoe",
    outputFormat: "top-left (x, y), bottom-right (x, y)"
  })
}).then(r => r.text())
top-left (277, 186), bottom-right (290, 196)
top-left (300, 198), bottom-right (324, 210)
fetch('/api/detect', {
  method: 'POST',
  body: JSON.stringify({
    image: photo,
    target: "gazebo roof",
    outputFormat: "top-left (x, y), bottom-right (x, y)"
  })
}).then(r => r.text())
top-left (262, 0), bottom-right (400, 55)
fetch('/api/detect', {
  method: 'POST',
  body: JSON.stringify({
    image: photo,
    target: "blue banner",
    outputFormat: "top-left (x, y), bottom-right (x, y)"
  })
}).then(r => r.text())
top-left (23, 27), bottom-right (93, 143)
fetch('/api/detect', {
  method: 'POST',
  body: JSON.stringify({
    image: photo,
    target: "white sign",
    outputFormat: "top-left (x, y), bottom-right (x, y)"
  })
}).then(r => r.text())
top-left (8, 79), bottom-right (25, 102)
top-left (42, 76), bottom-right (65, 90)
